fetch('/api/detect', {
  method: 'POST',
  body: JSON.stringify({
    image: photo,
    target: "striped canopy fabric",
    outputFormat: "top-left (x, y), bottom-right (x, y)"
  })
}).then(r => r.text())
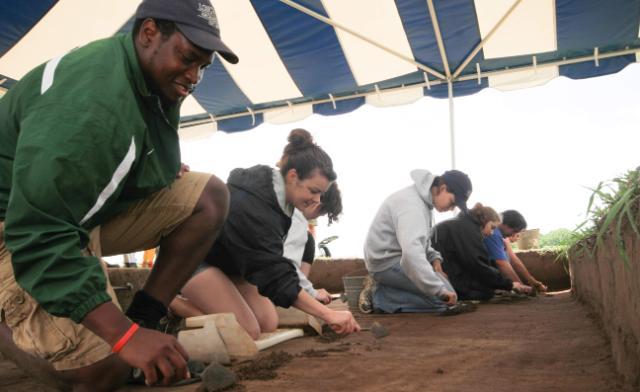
top-left (1, 0), bottom-right (639, 138)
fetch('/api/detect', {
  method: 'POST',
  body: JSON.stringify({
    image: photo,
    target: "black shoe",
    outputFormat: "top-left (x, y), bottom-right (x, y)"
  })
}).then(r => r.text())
top-left (440, 302), bottom-right (477, 316)
top-left (487, 295), bottom-right (513, 304)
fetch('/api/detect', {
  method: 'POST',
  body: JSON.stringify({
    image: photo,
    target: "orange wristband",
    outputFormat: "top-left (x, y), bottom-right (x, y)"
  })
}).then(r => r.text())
top-left (111, 323), bottom-right (140, 353)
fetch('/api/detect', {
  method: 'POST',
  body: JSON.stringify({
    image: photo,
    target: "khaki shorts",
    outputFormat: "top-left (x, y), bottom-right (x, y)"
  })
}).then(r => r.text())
top-left (0, 172), bottom-right (211, 371)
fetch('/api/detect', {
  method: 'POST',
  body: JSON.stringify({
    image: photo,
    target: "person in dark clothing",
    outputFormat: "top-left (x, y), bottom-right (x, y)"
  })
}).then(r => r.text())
top-left (180, 129), bottom-right (360, 339)
top-left (432, 203), bottom-right (531, 300)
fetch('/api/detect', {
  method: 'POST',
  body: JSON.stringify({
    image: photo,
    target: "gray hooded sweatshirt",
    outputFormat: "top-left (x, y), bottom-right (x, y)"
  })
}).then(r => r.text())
top-left (363, 169), bottom-right (446, 297)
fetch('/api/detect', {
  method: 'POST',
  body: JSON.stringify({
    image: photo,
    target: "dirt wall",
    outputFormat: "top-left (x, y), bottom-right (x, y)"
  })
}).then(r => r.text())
top-left (308, 258), bottom-right (365, 293)
top-left (104, 251), bottom-right (571, 311)
top-left (514, 250), bottom-right (570, 291)
top-left (570, 233), bottom-right (640, 388)
top-left (103, 260), bottom-right (369, 309)
top-left (308, 253), bottom-right (570, 292)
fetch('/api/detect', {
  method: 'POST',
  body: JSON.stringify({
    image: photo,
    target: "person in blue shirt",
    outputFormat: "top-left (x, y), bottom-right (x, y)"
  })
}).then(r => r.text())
top-left (483, 210), bottom-right (547, 292)
top-left (432, 203), bottom-right (532, 300)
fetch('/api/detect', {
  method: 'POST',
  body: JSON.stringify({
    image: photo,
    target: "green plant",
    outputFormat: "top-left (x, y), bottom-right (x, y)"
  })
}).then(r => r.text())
top-left (569, 169), bottom-right (640, 267)
top-left (536, 229), bottom-right (577, 269)
top-left (539, 229), bottom-right (573, 248)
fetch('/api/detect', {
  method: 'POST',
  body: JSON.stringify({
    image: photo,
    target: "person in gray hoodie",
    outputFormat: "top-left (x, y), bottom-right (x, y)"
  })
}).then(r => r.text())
top-left (362, 169), bottom-right (472, 313)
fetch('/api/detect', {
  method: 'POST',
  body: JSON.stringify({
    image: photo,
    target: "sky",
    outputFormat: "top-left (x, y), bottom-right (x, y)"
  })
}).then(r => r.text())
top-left (179, 63), bottom-right (640, 258)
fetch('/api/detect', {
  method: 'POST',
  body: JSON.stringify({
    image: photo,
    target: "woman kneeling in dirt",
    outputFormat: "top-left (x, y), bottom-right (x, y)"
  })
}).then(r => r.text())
top-left (177, 129), bottom-right (360, 339)
top-left (431, 203), bottom-right (532, 301)
top-left (360, 169), bottom-right (472, 314)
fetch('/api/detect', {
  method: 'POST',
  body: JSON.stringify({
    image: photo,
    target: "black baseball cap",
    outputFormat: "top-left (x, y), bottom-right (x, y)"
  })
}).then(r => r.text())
top-left (135, 0), bottom-right (239, 64)
top-left (441, 170), bottom-right (472, 213)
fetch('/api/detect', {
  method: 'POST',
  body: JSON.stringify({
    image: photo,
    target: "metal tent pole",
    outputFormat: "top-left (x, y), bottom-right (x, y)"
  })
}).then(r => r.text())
top-left (452, 0), bottom-right (525, 79)
top-left (448, 80), bottom-right (455, 169)
top-left (425, 0), bottom-right (451, 79)
top-left (425, 0), bottom-right (455, 168)
top-left (279, 0), bottom-right (446, 81)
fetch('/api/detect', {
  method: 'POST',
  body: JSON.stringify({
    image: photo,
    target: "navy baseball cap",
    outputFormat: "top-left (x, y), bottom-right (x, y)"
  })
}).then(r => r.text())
top-left (135, 0), bottom-right (239, 64)
top-left (441, 170), bottom-right (472, 213)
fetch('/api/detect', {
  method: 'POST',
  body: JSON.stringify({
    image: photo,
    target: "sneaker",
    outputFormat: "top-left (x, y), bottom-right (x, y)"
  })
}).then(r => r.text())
top-left (358, 276), bottom-right (375, 314)
top-left (488, 290), bottom-right (531, 304)
top-left (508, 290), bottom-right (531, 301)
top-left (495, 289), bottom-right (529, 299)
top-left (440, 302), bottom-right (477, 316)
top-left (487, 295), bottom-right (513, 304)
top-left (493, 289), bottom-right (510, 297)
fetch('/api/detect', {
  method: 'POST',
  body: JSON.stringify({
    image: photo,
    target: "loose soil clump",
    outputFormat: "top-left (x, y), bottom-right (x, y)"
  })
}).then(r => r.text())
top-left (298, 346), bottom-right (350, 358)
top-left (315, 325), bottom-right (346, 344)
top-left (234, 351), bottom-right (293, 381)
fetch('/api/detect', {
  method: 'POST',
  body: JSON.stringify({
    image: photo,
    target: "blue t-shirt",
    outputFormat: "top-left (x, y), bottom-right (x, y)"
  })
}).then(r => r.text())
top-left (484, 228), bottom-right (508, 261)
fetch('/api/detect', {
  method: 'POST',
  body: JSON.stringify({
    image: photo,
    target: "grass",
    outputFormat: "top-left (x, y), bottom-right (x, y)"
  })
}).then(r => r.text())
top-left (567, 168), bottom-right (640, 266)
top-left (539, 229), bottom-right (574, 248)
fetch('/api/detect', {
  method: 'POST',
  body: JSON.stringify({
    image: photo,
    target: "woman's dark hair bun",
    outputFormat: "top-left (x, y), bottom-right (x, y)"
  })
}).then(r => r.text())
top-left (287, 128), bottom-right (315, 150)
top-left (278, 128), bottom-right (336, 182)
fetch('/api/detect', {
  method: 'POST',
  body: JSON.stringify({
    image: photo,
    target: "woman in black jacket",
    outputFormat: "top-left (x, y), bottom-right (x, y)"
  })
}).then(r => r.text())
top-left (431, 203), bottom-right (529, 300)
top-left (180, 129), bottom-right (360, 339)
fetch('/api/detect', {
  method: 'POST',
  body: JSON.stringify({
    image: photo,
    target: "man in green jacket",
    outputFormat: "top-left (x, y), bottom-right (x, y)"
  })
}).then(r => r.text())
top-left (0, 0), bottom-right (237, 389)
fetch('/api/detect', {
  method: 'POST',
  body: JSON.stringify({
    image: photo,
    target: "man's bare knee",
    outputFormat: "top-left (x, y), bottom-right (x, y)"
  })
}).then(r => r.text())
top-left (195, 175), bottom-right (229, 228)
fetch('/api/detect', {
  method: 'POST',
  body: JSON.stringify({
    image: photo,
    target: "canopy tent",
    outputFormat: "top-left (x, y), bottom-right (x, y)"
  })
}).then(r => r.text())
top-left (1, 0), bottom-right (639, 165)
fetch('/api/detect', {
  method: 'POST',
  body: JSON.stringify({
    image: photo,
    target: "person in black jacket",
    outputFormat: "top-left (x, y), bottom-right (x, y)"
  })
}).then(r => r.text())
top-left (431, 203), bottom-right (531, 300)
top-left (180, 129), bottom-right (360, 339)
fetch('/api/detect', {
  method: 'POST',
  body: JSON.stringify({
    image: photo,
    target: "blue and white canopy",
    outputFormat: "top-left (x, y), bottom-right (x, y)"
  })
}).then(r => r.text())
top-left (1, 0), bottom-right (639, 138)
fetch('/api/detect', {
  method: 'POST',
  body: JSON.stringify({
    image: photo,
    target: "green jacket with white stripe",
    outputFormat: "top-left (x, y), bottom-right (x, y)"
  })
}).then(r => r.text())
top-left (0, 33), bottom-right (181, 323)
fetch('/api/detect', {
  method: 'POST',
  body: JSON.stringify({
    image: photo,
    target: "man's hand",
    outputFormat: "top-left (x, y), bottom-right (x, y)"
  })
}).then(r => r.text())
top-left (325, 310), bottom-right (361, 335)
top-left (439, 290), bottom-right (457, 306)
top-left (118, 328), bottom-right (190, 386)
top-left (314, 289), bottom-right (332, 305)
top-left (512, 282), bottom-right (533, 295)
top-left (176, 163), bottom-right (190, 179)
top-left (82, 302), bottom-right (190, 386)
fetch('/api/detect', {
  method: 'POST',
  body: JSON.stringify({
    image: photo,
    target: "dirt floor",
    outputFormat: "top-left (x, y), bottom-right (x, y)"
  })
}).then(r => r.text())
top-left (0, 291), bottom-right (632, 392)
